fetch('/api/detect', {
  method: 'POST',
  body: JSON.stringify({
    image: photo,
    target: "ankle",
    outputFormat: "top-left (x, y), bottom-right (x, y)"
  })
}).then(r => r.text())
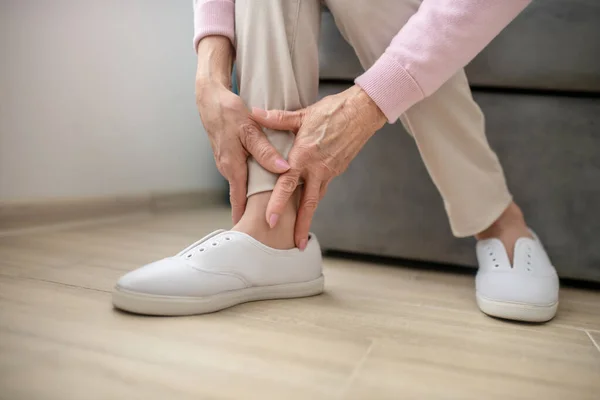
top-left (232, 191), bottom-right (298, 249)
top-left (476, 202), bottom-right (531, 262)
top-left (476, 202), bottom-right (530, 241)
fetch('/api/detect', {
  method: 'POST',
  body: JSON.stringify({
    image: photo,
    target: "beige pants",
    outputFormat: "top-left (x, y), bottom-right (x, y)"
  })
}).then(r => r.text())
top-left (235, 0), bottom-right (513, 238)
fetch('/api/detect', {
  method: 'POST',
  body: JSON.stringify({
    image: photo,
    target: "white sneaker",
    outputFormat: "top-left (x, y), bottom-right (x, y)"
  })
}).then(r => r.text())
top-left (112, 230), bottom-right (324, 315)
top-left (475, 231), bottom-right (559, 322)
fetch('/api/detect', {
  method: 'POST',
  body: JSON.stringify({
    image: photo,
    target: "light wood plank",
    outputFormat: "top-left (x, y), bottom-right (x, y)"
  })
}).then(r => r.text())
top-left (0, 208), bottom-right (598, 399)
top-left (343, 335), bottom-right (600, 400)
top-left (232, 258), bottom-right (600, 336)
top-left (0, 208), bottom-right (232, 291)
top-left (0, 277), bottom-right (370, 400)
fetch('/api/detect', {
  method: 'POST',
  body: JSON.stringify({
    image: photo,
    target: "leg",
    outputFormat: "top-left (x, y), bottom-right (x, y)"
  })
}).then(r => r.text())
top-left (324, 0), bottom-right (525, 250)
top-left (325, 0), bottom-right (558, 322)
top-left (403, 72), bottom-right (531, 257)
top-left (112, 0), bottom-right (325, 316)
top-left (233, 0), bottom-right (321, 249)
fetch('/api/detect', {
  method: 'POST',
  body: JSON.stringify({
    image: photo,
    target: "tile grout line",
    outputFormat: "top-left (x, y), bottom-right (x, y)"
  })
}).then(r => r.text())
top-left (585, 330), bottom-right (600, 353)
top-left (337, 339), bottom-right (375, 400)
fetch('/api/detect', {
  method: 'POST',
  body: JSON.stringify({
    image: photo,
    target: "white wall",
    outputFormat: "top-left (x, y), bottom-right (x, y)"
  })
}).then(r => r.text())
top-left (0, 0), bottom-right (223, 202)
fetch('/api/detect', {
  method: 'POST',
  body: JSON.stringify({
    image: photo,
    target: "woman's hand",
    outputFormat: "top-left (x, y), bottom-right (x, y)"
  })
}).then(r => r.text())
top-left (251, 85), bottom-right (386, 250)
top-left (196, 37), bottom-right (290, 223)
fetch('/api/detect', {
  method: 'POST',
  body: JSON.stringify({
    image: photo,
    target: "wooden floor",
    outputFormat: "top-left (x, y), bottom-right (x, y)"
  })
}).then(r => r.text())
top-left (1, 207), bottom-right (599, 400)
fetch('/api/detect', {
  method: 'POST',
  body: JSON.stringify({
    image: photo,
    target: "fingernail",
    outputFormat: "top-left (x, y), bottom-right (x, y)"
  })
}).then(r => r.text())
top-left (268, 213), bottom-right (279, 228)
top-left (299, 239), bottom-right (308, 251)
top-left (275, 158), bottom-right (290, 171)
top-left (252, 107), bottom-right (268, 118)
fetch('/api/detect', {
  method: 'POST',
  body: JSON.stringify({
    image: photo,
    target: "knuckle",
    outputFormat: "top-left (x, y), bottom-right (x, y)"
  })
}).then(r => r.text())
top-left (239, 124), bottom-right (260, 146)
top-left (302, 197), bottom-right (319, 212)
top-left (275, 112), bottom-right (286, 124)
top-left (255, 143), bottom-right (274, 161)
top-left (230, 199), bottom-right (244, 210)
top-left (321, 162), bottom-right (340, 177)
top-left (295, 145), bottom-right (315, 164)
top-left (217, 154), bottom-right (233, 172)
top-left (318, 166), bottom-right (334, 179)
top-left (216, 162), bottom-right (229, 177)
top-left (278, 176), bottom-right (298, 194)
top-left (229, 192), bottom-right (241, 206)
top-left (288, 155), bottom-right (306, 170)
top-left (218, 152), bottom-right (244, 175)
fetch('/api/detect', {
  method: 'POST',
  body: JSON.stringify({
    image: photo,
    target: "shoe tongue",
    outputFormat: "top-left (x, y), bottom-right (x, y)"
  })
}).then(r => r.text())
top-left (176, 230), bottom-right (227, 256)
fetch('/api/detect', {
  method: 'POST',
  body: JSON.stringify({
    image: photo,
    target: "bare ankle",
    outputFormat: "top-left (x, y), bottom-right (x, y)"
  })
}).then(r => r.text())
top-left (476, 202), bottom-right (530, 241)
top-left (232, 191), bottom-right (298, 249)
top-left (476, 202), bottom-right (532, 262)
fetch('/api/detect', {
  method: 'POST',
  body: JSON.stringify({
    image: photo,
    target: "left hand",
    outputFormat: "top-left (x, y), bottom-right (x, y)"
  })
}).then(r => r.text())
top-left (251, 85), bottom-right (387, 250)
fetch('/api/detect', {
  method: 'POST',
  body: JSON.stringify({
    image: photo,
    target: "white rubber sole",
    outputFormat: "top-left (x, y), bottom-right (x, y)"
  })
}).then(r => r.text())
top-left (476, 293), bottom-right (558, 322)
top-left (112, 275), bottom-right (324, 316)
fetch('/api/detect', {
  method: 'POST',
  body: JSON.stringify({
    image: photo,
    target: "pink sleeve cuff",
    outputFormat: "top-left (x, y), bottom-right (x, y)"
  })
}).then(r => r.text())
top-left (193, 0), bottom-right (235, 52)
top-left (355, 53), bottom-right (425, 123)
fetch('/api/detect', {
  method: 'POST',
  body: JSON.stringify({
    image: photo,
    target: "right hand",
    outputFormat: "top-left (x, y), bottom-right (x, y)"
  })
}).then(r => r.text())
top-left (195, 37), bottom-right (291, 224)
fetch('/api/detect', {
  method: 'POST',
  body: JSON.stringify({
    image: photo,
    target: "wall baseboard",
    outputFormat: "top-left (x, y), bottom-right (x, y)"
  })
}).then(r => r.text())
top-left (0, 190), bottom-right (226, 231)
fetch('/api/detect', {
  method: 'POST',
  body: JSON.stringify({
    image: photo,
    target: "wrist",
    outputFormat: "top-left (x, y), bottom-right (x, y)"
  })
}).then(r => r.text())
top-left (195, 78), bottom-right (231, 108)
top-left (196, 75), bottom-right (230, 92)
top-left (348, 85), bottom-right (387, 129)
top-left (196, 36), bottom-right (233, 89)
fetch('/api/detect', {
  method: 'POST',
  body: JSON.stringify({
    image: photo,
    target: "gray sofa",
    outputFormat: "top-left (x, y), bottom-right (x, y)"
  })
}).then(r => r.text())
top-left (313, 0), bottom-right (600, 282)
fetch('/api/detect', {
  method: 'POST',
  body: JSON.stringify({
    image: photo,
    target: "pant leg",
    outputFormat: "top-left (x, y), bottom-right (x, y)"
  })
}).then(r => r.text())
top-left (235, 0), bottom-right (321, 196)
top-left (324, 0), bottom-right (513, 237)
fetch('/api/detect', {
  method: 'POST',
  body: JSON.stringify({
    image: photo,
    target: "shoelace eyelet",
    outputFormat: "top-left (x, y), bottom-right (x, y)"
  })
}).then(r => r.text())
top-left (489, 249), bottom-right (498, 267)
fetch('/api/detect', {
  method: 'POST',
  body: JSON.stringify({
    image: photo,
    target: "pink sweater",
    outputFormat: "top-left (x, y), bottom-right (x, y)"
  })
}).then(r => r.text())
top-left (193, 0), bottom-right (531, 122)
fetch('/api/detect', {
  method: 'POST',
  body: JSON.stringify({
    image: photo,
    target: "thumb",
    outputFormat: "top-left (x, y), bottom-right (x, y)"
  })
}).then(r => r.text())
top-left (251, 107), bottom-right (303, 132)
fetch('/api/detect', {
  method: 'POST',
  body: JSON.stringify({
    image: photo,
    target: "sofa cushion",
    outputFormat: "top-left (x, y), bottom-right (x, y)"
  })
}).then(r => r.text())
top-left (313, 82), bottom-right (600, 283)
top-left (466, 0), bottom-right (600, 92)
top-left (319, 10), bottom-right (363, 80)
top-left (319, 0), bottom-right (600, 93)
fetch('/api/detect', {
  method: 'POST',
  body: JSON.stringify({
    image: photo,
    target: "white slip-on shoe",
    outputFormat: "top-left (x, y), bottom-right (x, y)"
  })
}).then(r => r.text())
top-left (475, 231), bottom-right (559, 322)
top-left (112, 230), bottom-right (324, 316)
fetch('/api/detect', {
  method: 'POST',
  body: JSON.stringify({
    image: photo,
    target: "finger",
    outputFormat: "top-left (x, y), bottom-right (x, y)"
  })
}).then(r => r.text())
top-left (295, 178), bottom-right (321, 251)
top-left (266, 169), bottom-right (301, 229)
top-left (240, 124), bottom-right (290, 174)
top-left (228, 166), bottom-right (248, 225)
top-left (251, 107), bottom-right (304, 132)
